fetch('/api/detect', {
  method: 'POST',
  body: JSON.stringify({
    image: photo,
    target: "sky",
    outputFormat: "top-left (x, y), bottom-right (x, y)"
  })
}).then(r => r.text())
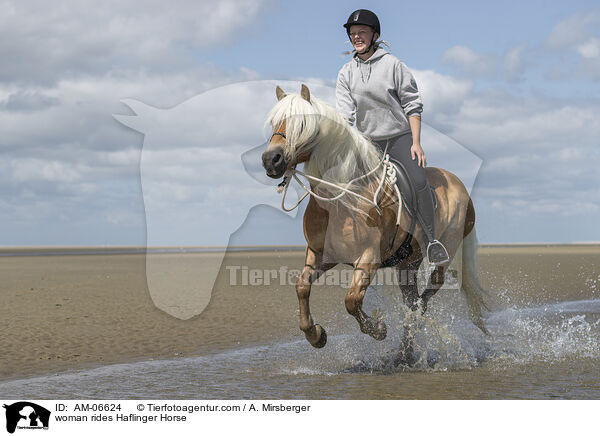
top-left (1, 0), bottom-right (599, 246)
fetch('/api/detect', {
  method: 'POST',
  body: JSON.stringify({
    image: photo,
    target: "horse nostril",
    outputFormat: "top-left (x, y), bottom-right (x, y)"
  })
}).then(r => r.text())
top-left (272, 153), bottom-right (282, 166)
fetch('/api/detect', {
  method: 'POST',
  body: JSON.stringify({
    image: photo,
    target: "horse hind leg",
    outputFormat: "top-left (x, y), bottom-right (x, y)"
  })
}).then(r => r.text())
top-left (397, 256), bottom-right (423, 312)
top-left (395, 253), bottom-right (442, 367)
top-left (418, 225), bottom-right (467, 314)
top-left (419, 265), bottom-right (447, 313)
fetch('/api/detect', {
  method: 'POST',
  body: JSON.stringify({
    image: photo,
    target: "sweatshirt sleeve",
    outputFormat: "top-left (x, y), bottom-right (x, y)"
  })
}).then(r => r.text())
top-left (396, 61), bottom-right (423, 118)
top-left (335, 66), bottom-right (356, 125)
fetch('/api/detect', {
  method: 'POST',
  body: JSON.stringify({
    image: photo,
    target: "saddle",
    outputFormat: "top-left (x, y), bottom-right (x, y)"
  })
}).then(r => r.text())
top-left (389, 158), bottom-right (437, 219)
top-left (379, 158), bottom-right (437, 268)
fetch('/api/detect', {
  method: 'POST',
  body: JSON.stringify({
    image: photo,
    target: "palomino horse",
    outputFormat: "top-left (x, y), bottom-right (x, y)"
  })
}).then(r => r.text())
top-left (262, 84), bottom-right (489, 349)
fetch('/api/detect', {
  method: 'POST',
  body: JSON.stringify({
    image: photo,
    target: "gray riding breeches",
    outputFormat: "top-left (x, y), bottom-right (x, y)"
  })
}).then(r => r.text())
top-left (374, 132), bottom-right (428, 191)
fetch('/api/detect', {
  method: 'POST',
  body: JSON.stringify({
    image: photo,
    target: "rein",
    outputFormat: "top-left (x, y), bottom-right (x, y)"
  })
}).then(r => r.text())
top-left (276, 143), bottom-right (403, 230)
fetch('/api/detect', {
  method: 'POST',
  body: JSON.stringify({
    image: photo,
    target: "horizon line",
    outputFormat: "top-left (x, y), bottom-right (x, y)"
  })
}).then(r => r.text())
top-left (0, 242), bottom-right (599, 251)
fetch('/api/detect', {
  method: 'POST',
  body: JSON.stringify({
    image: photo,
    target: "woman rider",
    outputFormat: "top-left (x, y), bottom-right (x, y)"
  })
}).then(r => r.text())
top-left (336, 8), bottom-right (450, 265)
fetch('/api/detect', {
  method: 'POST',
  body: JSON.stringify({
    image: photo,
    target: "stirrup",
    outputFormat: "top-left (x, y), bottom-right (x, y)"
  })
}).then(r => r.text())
top-left (427, 240), bottom-right (450, 266)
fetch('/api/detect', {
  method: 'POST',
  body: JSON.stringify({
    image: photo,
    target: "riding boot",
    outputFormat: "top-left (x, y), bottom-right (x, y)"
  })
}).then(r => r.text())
top-left (415, 184), bottom-right (450, 265)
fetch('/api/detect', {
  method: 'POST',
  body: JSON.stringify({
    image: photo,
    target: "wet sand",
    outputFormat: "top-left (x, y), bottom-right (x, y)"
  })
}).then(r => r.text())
top-left (0, 249), bottom-right (307, 381)
top-left (1, 245), bottom-right (599, 395)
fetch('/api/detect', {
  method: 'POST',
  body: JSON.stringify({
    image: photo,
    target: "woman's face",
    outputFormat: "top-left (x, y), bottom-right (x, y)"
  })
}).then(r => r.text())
top-left (348, 24), bottom-right (375, 53)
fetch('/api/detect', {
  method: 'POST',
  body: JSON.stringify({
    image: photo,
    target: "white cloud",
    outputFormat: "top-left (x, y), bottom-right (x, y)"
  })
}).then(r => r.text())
top-left (441, 45), bottom-right (496, 75)
top-left (490, 196), bottom-right (600, 217)
top-left (451, 100), bottom-right (600, 149)
top-left (0, 1), bottom-right (598, 246)
top-left (0, 63), bottom-right (268, 243)
top-left (99, 149), bottom-right (140, 166)
top-left (577, 37), bottom-right (600, 59)
top-left (440, 11), bottom-right (600, 83)
top-left (0, 0), bottom-right (272, 85)
top-left (415, 65), bottom-right (600, 224)
top-left (546, 10), bottom-right (600, 49)
top-left (503, 45), bottom-right (527, 80)
top-left (543, 10), bottom-right (600, 80)
top-left (113, 80), bottom-right (316, 242)
top-left (412, 69), bottom-right (473, 120)
top-left (0, 0), bottom-right (275, 245)
top-left (10, 158), bottom-right (84, 183)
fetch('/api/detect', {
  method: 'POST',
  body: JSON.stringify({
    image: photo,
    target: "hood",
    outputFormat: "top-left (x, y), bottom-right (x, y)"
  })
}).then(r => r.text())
top-left (353, 47), bottom-right (388, 83)
top-left (353, 46), bottom-right (388, 64)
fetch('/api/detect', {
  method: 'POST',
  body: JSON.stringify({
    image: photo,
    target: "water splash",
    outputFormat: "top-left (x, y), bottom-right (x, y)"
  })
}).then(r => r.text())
top-left (488, 303), bottom-right (600, 365)
top-left (277, 286), bottom-right (600, 375)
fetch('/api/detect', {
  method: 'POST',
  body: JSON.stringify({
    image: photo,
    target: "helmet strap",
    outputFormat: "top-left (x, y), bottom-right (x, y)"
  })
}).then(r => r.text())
top-left (356, 32), bottom-right (376, 56)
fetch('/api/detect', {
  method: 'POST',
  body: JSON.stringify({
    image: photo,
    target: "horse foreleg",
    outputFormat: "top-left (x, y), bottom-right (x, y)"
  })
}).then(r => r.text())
top-left (345, 254), bottom-right (386, 341)
top-left (296, 247), bottom-right (332, 348)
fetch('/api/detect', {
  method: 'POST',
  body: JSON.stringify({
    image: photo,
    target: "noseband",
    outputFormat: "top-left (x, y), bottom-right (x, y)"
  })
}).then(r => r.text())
top-left (271, 132), bottom-right (286, 140)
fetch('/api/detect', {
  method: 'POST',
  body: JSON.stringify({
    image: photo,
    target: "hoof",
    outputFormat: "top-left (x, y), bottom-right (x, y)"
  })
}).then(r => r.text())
top-left (362, 320), bottom-right (387, 340)
top-left (372, 321), bottom-right (387, 341)
top-left (311, 324), bottom-right (327, 348)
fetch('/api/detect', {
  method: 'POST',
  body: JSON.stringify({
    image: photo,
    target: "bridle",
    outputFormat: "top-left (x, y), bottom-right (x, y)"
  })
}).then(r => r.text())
top-left (272, 139), bottom-right (400, 215)
top-left (268, 133), bottom-right (409, 250)
top-left (271, 132), bottom-right (286, 140)
top-left (268, 124), bottom-right (395, 217)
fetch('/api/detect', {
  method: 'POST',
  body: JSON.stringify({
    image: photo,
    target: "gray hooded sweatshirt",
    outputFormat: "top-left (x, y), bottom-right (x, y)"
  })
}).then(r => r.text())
top-left (335, 47), bottom-right (423, 141)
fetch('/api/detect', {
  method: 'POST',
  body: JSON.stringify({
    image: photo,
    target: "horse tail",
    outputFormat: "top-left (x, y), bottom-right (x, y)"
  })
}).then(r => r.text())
top-left (461, 199), bottom-right (491, 335)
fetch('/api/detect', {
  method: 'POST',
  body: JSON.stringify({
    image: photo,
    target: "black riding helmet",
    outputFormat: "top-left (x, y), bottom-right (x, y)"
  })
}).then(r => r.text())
top-left (343, 9), bottom-right (380, 37)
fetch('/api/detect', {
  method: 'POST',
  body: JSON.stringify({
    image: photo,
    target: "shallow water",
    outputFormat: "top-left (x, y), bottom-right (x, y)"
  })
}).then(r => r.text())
top-left (3, 295), bottom-right (599, 400)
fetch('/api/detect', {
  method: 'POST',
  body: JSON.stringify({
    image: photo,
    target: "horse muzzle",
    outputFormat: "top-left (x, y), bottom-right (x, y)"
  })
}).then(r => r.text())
top-left (262, 146), bottom-right (288, 179)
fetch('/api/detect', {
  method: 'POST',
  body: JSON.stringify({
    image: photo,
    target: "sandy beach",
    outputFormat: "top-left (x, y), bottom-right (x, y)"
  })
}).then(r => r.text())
top-left (0, 249), bottom-right (308, 381)
top-left (1, 245), bottom-right (599, 386)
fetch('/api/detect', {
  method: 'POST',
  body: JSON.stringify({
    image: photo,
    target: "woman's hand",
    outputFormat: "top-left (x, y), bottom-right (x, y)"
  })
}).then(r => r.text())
top-left (411, 142), bottom-right (426, 167)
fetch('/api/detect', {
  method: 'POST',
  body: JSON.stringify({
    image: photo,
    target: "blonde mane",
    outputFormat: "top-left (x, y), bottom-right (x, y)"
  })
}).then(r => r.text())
top-left (265, 93), bottom-right (391, 213)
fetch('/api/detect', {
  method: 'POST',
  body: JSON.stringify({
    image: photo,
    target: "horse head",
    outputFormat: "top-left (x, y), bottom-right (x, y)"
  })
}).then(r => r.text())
top-left (262, 84), bottom-right (318, 179)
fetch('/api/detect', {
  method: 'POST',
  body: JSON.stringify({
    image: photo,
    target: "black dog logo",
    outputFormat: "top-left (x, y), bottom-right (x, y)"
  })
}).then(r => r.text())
top-left (3, 402), bottom-right (50, 434)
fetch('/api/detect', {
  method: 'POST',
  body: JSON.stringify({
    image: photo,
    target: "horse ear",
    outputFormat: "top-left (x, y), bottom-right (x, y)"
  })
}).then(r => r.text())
top-left (300, 84), bottom-right (311, 103)
top-left (276, 86), bottom-right (286, 101)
